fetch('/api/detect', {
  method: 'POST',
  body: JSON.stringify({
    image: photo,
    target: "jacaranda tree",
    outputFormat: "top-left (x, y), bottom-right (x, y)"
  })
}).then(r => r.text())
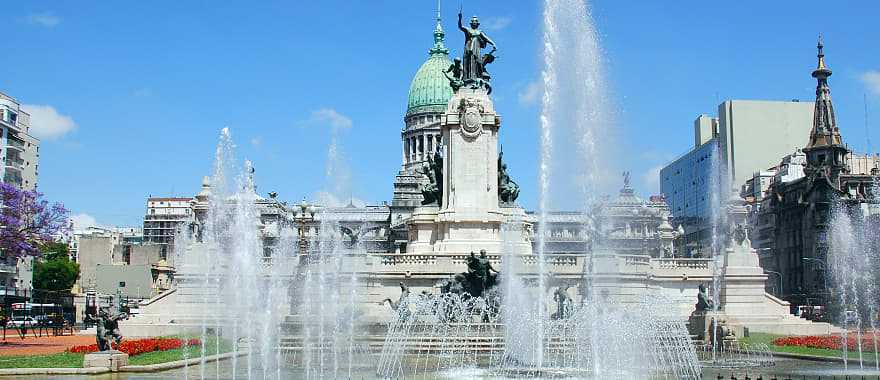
top-left (0, 182), bottom-right (69, 258)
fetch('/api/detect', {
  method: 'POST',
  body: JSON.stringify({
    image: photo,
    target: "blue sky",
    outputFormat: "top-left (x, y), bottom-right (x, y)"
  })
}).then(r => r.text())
top-left (4, 1), bottom-right (879, 227)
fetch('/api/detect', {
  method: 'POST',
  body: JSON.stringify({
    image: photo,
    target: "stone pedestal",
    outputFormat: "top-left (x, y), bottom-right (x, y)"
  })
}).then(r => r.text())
top-left (406, 87), bottom-right (532, 255)
top-left (83, 350), bottom-right (129, 371)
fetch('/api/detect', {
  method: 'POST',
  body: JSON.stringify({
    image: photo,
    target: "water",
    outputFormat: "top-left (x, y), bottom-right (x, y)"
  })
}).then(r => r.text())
top-left (827, 196), bottom-right (880, 371)
top-left (376, 289), bottom-right (701, 379)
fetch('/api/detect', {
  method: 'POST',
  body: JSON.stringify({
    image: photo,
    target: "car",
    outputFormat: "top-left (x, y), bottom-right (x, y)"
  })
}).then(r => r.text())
top-left (7, 316), bottom-right (37, 328)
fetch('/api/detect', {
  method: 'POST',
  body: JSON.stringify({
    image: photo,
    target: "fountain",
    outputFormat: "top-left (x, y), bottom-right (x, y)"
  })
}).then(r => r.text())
top-left (123, 2), bottom-right (870, 379)
top-left (376, 0), bottom-right (702, 378)
top-left (826, 197), bottom-right (880, 370)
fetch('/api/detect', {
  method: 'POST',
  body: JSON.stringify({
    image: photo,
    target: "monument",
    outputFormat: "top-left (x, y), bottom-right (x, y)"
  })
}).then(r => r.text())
top-left (408, 11), bottom-right (531, 256)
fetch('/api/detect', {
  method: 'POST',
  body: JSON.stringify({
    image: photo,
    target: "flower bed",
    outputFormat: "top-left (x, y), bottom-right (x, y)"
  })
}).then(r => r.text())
top-left (68, 338), bottom-right (201, 356)
top-left (772, 333), bottom-right (879, 352)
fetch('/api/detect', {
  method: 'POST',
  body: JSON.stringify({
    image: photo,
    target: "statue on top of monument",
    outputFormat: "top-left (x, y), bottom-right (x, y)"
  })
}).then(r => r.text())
top-left (458, 10), bottom-right (497, 92)
top-left (498, 150), bottom-right (520, 205)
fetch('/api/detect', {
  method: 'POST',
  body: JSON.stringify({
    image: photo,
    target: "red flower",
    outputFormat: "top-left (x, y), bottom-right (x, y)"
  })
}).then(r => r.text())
top-left (772, 332), bottom-right (879, 352)
top-left (67, 338), bottom-right (201, 356)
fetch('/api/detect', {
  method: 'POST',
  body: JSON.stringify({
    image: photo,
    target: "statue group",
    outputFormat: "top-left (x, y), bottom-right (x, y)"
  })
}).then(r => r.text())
top-left (440, 250), bottom-right (499, 298)
top-left (418, 149), bottom-right (444, 206)
top-left (445, 11), bottom-right (497, 93)
top-left (91, 308), bottom-right (128, 351)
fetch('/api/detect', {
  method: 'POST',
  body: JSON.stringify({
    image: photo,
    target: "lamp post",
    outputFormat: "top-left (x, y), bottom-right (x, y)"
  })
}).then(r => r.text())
top-left (763, 270), bottom-right (784, 297)
top-left (292, 200), bottom-right (316, 256)
top-left (801, 257), bottom-right (828, 290)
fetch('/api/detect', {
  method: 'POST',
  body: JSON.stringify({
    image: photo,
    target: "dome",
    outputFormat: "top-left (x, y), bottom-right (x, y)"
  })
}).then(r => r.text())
top-left (406, 17), bottom-right (453, 117)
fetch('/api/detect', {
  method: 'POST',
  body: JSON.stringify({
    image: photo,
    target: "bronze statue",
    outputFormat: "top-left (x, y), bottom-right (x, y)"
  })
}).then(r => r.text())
top-left (552, 285), bottom-right (573, 320)
top-left (94, 308), bottom-right (128, 351)
top-left (381, 282), bottom-right (412, 321)
top-left (440, 251), bottom-right (499, 299)
top-left (419, 149), bottom-right (444, 206)
top-left (695, 283), bottom-right (714, 313)
top-left (457, 11), bottom-right (496, 89)
top-left (444, 57), bottom-right (464, 91)
top-left (477, 250), bottom-right (498, 292)
top-left (498, 151), bottom-right (520, 205)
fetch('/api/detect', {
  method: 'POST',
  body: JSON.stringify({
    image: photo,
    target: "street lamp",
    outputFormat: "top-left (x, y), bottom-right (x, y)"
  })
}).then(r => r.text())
top-left (764, 270), bottom-right (784, 297)
top-left (801, 257), bottom-right (829, 298)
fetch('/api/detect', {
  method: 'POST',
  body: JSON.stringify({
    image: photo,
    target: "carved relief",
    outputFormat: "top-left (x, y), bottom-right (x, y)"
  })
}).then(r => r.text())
top-left (458, 97), bottom-right (485, 139)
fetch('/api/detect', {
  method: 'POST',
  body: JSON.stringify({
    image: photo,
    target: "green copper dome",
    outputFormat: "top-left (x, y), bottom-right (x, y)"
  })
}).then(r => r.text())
top-left (406, 15), bottom-right (453, 117)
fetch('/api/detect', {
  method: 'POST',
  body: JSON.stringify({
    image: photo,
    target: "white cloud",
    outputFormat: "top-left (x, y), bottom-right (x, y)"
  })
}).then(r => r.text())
top-left (643, 165), bottom-right (664, 193)
top-left (862, 70), bottom-right (880, 96)
top-left (26, 12), bottom-right (61, 27)
top-left (314, 191), bottom-right (366, 208)
top-left (518, 80), bottom-right (543, 106)
top-left (250, 136), bottom-right (263, 147)
top-left (21, 104), bottom-right (77, 140)
top-left (311, 108), bottom-right (352, 132)
top-left (481, 16), bottom-right (512, 31)
top-left (70, 213), bottom-right (100, 233)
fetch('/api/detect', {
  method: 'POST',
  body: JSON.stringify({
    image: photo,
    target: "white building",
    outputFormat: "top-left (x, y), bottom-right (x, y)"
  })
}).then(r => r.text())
top-left (0, 92), bottom-right (41, 297)
top-left (0, 92), bottom-right (40, 191)
top-left (143, 197), bottom-right (194, 259)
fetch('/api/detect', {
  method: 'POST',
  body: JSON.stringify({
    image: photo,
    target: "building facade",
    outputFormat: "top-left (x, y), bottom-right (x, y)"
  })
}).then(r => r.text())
top-left (0, 92), bottom-right (40, 191)
top-left (143, 197), bottom-right (194, 259)
top-left (0, 92), bottom-right (41, 300)
top-left (389, 11), bottom-right (454, 253)
top-left (660, 135), bottom-right (720, 256)
top-left (762, 40), bottom-right (879, 307)
top-left (661, 97), bottom-right (815, 256)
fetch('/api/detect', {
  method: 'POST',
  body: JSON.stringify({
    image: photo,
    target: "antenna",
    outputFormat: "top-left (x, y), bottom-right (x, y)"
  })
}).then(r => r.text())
top-left (866, 93), bottom-right (872, 154)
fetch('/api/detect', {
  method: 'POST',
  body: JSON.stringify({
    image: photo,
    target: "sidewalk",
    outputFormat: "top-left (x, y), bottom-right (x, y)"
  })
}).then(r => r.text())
top-left (0, 333), bottom-right (95, 356)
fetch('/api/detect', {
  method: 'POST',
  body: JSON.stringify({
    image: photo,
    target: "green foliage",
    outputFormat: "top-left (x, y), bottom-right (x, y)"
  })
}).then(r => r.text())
top-left (33, 243), bottom-right (79, 292)
top-left (40, 241), bottom-right (70, 261)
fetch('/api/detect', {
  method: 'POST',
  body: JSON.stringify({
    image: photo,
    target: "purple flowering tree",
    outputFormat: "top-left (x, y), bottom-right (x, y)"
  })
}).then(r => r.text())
top-left (0, 183), bottom-right (69, 257)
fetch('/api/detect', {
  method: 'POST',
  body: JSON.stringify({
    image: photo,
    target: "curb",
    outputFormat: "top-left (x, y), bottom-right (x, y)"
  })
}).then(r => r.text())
top-left (0, 351), bottom-right (244, 376)
top-left (769, 350), bottom-right (880, 365)
top-left (120, 351), bottom-right (244, 372)
top-left (0, 367), bottom-right (109, 375)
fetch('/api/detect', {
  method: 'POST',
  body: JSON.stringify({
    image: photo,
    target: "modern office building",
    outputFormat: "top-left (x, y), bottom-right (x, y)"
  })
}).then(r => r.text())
top-left (661, 96), bottom-right (815, 256)
top-left (660, 133), bottom-right (720, 256)
top-left (718, 100), bottom-right (815, 190)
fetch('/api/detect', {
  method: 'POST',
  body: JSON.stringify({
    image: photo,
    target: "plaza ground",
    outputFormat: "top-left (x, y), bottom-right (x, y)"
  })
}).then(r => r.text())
top-left (0, 333), bottom-right (93, 356)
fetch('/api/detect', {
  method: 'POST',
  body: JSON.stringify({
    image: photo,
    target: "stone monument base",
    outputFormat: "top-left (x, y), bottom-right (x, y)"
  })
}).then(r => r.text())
top-left (83, 350), bottom-right (129, 371)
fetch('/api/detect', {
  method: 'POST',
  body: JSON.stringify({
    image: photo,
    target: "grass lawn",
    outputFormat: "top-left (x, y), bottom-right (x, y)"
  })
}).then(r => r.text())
top-left (127, 336), bottom-right (233, 366)
top-left (742, 332), bottom-right (880, 364)
top-left (0, 336), bottom-right (233, 369)
top-left (0, 352), bottom-right (84, 368)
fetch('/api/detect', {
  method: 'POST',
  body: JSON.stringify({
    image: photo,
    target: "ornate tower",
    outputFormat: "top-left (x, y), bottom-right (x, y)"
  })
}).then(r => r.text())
top-left (803, 36), bottom-right (850, 185)
top-left (389, 6), bottom-right (454, 252)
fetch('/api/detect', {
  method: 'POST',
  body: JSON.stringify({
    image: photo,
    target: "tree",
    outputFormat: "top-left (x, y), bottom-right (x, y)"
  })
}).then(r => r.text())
top-left (33, 247), bottom-right (79, 292)
top-left (0, 183), bottom-right (69, 258)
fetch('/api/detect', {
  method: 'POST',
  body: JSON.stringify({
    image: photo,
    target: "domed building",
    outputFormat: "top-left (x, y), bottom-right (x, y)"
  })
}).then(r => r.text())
top-left (389, 12), bottom-right (454, 251)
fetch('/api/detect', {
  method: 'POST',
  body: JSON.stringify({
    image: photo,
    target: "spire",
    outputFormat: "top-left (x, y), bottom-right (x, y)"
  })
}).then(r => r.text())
top-left (806, 35), bottom-right (842, 149)
top-left (429, 0), bottom-right (449, 56)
